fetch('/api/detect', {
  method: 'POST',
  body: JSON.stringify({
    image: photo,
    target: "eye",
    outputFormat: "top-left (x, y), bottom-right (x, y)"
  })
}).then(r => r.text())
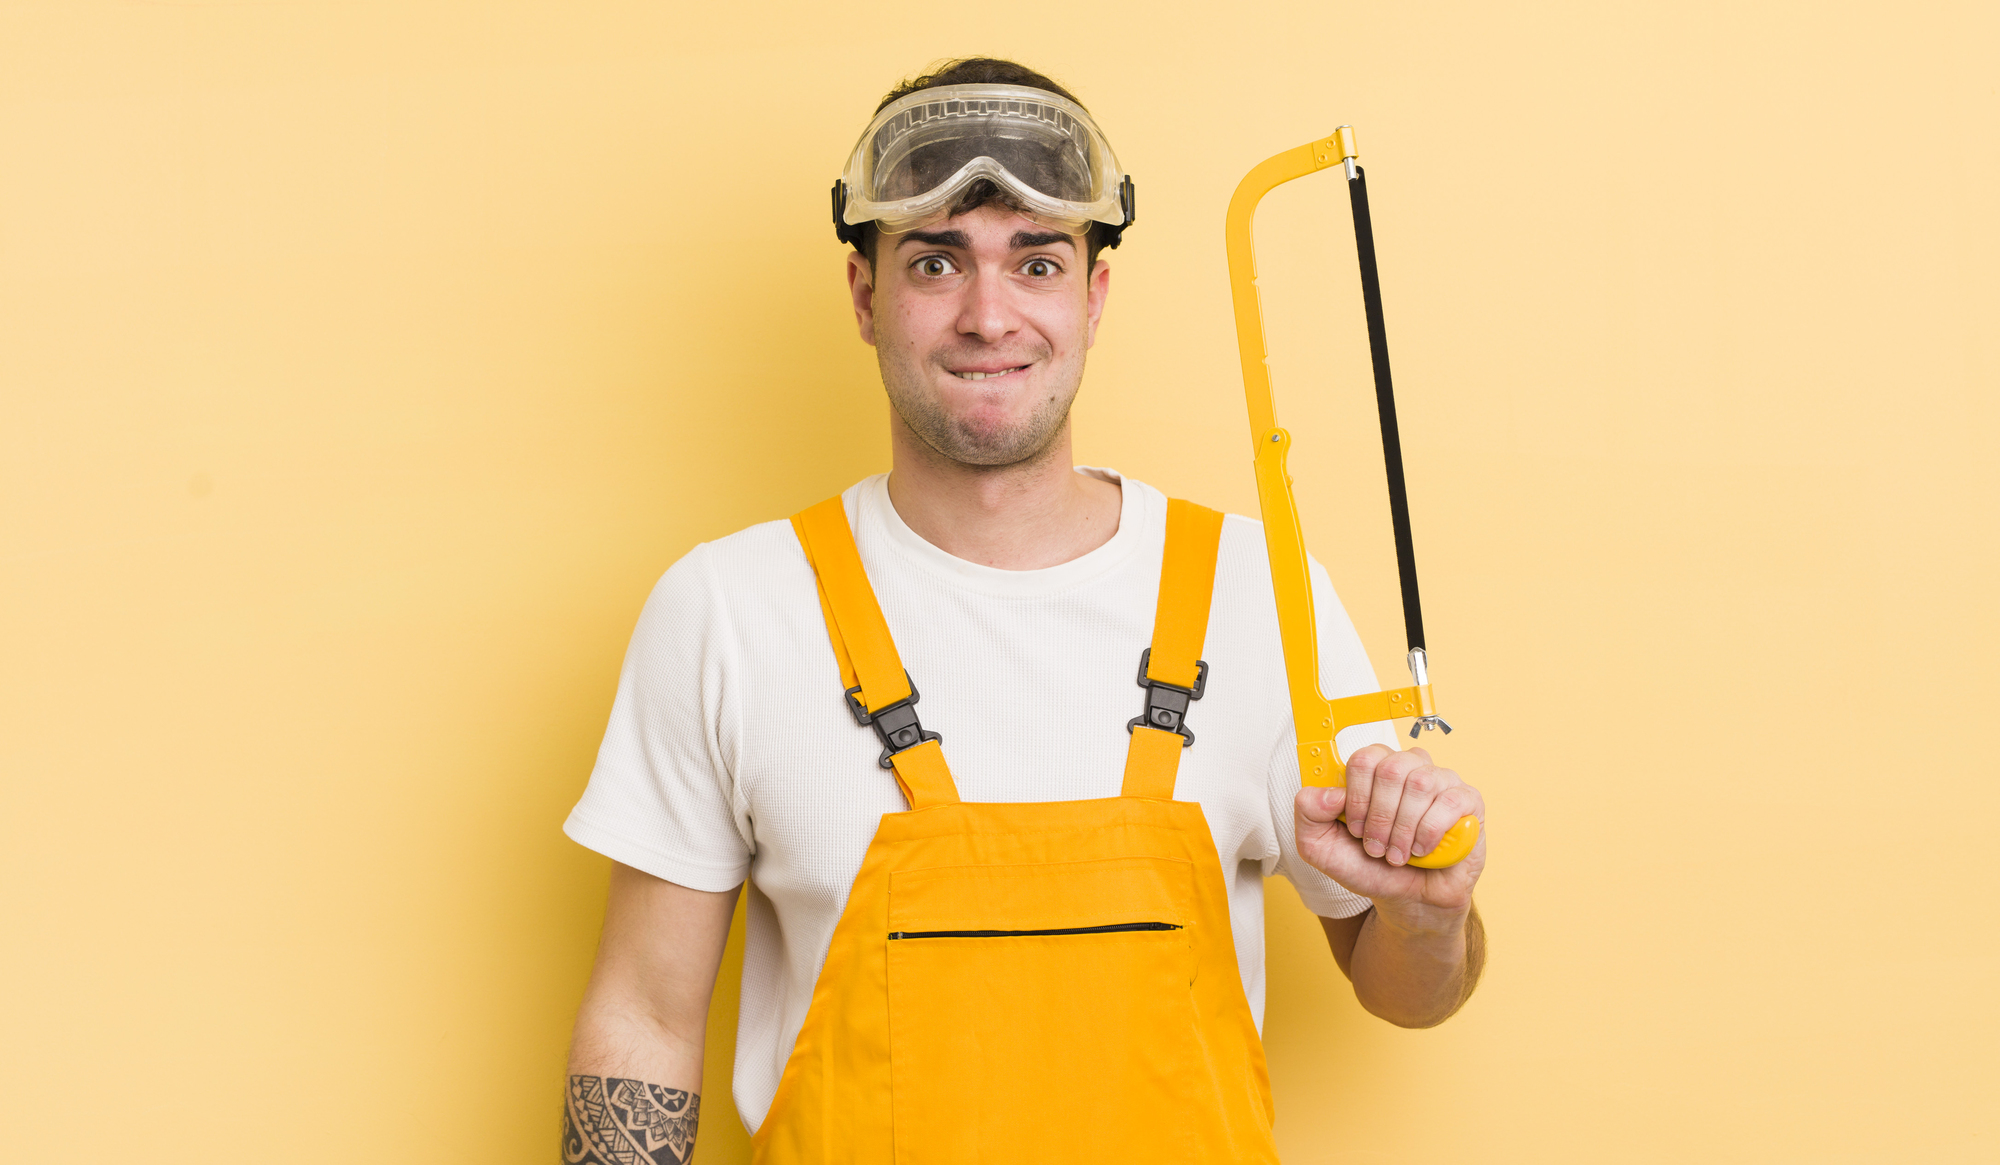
top-left (1022, 258), bottom-right (1060, 278)
top-left (914, 255), bottom-right (958, 277)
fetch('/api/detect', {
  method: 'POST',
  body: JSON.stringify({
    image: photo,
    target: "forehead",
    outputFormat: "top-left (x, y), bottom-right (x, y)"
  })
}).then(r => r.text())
top-left (891, 204), bottom-right (1082, 251)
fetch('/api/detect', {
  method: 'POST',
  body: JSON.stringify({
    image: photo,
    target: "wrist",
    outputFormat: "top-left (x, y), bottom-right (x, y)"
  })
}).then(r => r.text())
top-left (1368, 898), bottom-right (1470, 941)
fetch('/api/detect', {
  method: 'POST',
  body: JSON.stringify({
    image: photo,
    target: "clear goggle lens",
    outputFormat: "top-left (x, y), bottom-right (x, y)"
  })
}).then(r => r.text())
top-left (838, 84), bottom-right (1130, 238)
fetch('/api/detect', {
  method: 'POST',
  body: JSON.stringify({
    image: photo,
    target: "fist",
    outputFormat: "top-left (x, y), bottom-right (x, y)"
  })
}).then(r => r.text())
top-left (1294, 744), bottom-right (1485, 913)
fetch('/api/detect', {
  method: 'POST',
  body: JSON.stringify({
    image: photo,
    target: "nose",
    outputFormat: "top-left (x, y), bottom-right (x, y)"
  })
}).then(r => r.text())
top-left (956, 267), bottom-right (1022, 345)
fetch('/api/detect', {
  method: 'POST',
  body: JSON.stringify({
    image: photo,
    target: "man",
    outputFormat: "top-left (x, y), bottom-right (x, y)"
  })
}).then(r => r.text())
top-left (560, 58), bottom-right (1486, 1164)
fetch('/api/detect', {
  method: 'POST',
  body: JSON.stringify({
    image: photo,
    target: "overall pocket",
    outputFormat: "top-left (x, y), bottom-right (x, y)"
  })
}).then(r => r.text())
top-left (885, 857), bottom-right (1207, 1165)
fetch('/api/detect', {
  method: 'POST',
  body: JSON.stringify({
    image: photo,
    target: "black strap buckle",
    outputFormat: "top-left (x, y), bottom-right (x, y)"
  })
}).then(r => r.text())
top-left (1126, 647), bottom-right (1207, 748)
top-left (845, 671), bottom-right (943, 769)
top-left (1099, 176), bottom-right (1137, 250)
top-left (831, 180), bottom-right (864, 247)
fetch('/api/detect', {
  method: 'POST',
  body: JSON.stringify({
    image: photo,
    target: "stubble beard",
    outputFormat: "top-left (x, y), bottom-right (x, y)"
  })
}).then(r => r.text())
top-left (880, 344), bottom-right (1086, 470)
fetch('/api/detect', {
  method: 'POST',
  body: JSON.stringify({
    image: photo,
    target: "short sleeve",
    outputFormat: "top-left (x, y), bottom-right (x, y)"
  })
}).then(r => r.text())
top-left (1265, 556), bottom-right (1398, 919)
top-left (563, 543), bottom-right (753, 891)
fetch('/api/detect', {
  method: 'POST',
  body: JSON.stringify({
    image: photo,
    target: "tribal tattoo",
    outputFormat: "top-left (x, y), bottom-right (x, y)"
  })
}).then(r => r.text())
top-left (562, 1075), bottom-right (700, 1165)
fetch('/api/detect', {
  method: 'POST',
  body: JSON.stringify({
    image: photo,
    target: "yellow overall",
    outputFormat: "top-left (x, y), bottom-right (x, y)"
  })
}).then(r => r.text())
top-left (753, 495), bottom-right (1281, 1165)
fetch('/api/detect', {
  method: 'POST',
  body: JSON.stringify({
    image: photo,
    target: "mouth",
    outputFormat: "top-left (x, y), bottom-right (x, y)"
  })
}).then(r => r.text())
top-left (948, 364), bottom-right (1031, 381)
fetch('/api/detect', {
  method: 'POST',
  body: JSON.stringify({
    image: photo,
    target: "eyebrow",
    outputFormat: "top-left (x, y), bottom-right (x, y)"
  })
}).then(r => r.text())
top-left (899, 229), bottom-right (970, 250)
top-left (1010, 231), bottom-right (1075, 251)
top-left (895, 229), bottom-right (1078, 253)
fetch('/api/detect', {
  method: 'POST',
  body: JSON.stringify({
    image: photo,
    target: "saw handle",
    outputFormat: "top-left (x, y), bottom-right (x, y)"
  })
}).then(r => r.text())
top-left (1309, 764), bottom-right (1481, 869)
top-left (1397, 811), bottom-right (1479, 869)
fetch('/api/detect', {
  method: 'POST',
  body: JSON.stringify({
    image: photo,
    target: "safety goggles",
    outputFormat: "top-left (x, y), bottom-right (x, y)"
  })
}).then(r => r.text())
top-left (832, 83), bottom-right (1136, 248)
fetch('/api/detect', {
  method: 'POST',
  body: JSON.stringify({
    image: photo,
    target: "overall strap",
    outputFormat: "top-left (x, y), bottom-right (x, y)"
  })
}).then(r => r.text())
top-left (792, 497), bottom-right (961, 811)
top-left (1122, 499), bottom-right (1225, 799)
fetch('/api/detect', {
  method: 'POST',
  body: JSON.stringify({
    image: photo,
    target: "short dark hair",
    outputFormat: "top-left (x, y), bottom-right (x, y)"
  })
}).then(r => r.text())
top-left (853, 58), bottom-right (1119, 269)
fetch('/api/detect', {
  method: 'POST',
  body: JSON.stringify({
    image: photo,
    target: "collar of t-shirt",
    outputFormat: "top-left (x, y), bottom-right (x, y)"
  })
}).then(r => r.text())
top-left (856, 466), bottom-right (1159, 599)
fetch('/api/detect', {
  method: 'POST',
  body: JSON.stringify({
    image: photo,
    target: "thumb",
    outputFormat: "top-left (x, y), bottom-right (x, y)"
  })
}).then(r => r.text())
top-left (1295, 785), bottom-right (1347, 825)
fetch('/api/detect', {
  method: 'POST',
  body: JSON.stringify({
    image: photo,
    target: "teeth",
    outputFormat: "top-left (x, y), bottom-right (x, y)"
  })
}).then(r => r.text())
top-left (955, 368), bottom-right (1015, 380)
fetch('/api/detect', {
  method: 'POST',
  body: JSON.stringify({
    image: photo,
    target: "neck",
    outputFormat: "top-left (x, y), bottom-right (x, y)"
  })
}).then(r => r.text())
top-left (885, 417), bottom-right (1122, 570)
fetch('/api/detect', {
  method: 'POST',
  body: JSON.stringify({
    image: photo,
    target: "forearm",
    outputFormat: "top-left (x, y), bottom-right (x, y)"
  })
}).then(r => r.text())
top-left (1341, 901), bottom-right (1485, 1028)
top-left (562, 868), bottom-right (738, 1165)
top-left (568, 988), bottom-right (707, 1087)
top-left (564, 997), bottom-right (708, 1164)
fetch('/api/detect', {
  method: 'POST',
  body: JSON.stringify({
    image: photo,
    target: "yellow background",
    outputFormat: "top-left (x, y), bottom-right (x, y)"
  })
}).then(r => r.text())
top-left (3, 1), bottom-right (1995, 1160)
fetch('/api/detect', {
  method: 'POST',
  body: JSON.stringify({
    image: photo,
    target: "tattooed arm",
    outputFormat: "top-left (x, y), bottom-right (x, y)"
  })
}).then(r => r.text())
top-left (565, 863), bottom-right (742, 1164)
top-left (563, 1077), bottom-right (701, 1164)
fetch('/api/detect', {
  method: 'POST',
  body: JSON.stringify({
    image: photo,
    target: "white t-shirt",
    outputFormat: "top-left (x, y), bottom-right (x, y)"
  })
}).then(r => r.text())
top-left (564, 469), bottom-right (1395, 1132)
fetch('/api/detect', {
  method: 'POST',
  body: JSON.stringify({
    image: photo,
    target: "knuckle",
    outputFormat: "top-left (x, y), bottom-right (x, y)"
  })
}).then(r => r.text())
top-left (1341, 791), bottom-right (1368, 828)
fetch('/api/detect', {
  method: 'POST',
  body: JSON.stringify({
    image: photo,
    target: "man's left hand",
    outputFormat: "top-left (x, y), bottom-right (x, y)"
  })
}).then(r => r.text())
top-left (1294, 744), bottom-right (1485, 918)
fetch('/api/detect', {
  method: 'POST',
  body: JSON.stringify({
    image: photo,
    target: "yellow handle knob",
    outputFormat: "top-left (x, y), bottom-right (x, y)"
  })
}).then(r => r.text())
top-left (1407, 814), bottom-right (1479, 869)
top-left (1332, 809), bottom-right (1480, 868)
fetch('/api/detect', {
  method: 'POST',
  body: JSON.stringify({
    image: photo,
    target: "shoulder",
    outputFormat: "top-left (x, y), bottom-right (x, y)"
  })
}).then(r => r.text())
top-left (1195, 505), bottom-right (1336, 598)
top-left (690, 515), bottom-right (811, 583)
top-left (1171, 499), bottom-right (1277, 590)
top-left (1100, 474), bottom-right (1279, 590)
top-left (1215, 510), bottom-right (1271, 564)
top-left (651, 476), bottom-right (887, 602)
top-left (628, 504), bottom-right (839, 663)
top-left (636, 517), bottom-right (805, 609)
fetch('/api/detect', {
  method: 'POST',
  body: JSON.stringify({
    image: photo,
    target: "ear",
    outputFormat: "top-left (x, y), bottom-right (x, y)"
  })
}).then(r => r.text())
top-left (846, 250), bottom-right (877, 347)
top-left (1083, 256), bottom-right (1111, 349)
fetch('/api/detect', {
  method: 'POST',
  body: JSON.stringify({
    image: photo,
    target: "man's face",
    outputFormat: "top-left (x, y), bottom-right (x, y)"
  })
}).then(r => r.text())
top-left (846, 204), bottom-right (1111, 468)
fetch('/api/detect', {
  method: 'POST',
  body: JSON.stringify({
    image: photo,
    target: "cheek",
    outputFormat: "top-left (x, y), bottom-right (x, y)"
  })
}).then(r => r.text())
top-left (1029, 300), bottom-right (1091, 348)
top-left (888, 299), bottom-right (951, 352)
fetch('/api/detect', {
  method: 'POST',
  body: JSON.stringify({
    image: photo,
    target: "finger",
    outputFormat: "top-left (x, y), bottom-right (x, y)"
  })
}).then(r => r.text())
top-left (1384, 764), bottom-right (1451, 866)
top-left (1360, 751), bottom-right (1423, 858)
top-left (1304, 834), bottom-right (1372, 889)
top-left (1295, 785), bottom-right (1347, 825)
top-left (1293, 815), bottom-right (1429, 902)
top-left (1412, 782), bottom-right (1485, 860)
top-left (1291, 801), bottom-right (1371, 874)
top-left (1341, 745), bottom-right (1393, 839)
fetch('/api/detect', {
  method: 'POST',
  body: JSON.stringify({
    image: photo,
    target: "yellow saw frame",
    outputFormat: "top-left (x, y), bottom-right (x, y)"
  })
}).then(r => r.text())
top-left (1227, 127), bottom-right (1480, 869)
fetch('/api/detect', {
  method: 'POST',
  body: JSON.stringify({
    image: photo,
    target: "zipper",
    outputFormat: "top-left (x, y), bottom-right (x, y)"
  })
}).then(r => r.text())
top-left (888, 922), bottom-right (1182, 940)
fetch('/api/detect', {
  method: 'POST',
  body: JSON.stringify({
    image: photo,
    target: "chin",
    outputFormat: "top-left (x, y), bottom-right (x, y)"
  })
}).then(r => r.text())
top-left (940, 414), bottom-right (1066, 466)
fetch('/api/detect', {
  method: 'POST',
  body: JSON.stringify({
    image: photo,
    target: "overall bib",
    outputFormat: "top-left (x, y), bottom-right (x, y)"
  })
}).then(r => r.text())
top-left (753, 496), bottom-right (1281, 1165)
